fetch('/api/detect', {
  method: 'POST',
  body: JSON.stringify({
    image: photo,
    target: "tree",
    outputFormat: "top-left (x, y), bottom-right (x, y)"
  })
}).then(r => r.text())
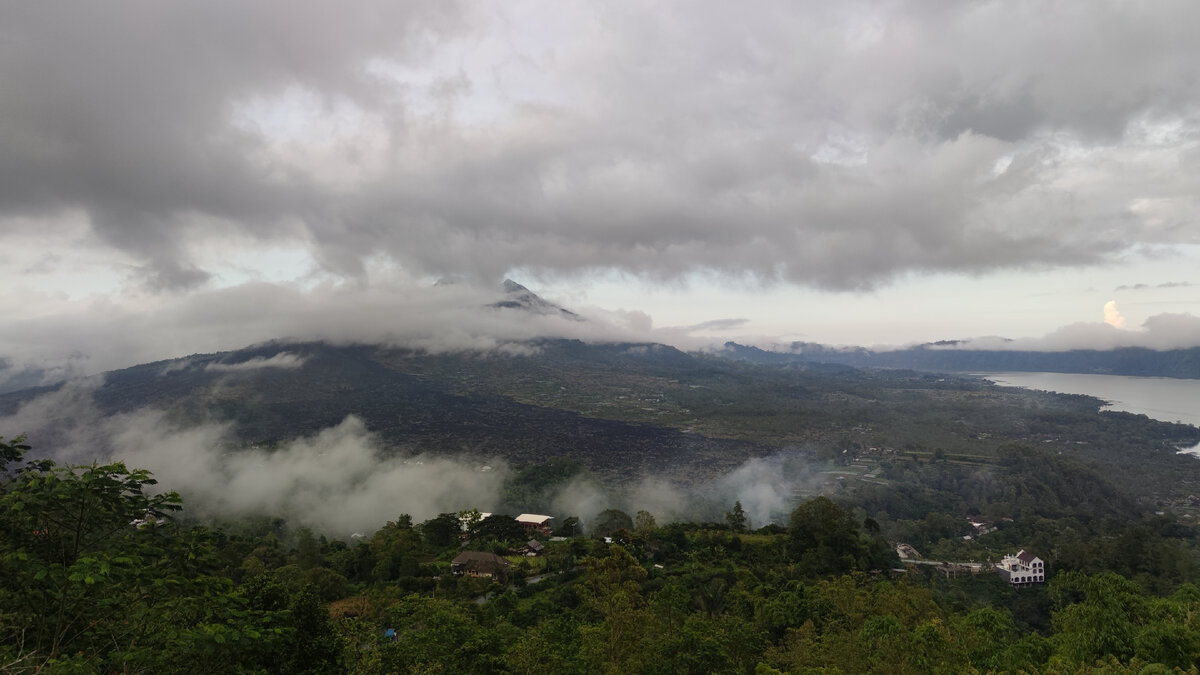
top-left (0, 435), bottom-right (30, 473)
top-left (591, 508), bottom-right (633, 538)
top-left (420, 512), bottom-right (463, 549)
top-left (653, 615), bottom-right (735, 674)
top-left (239, 575), bottom-right (344, 674)
top-left (1050, 571), bottom-right (1146, 666)
top-left (0, 446), bottom-right (287, 672)
top-left (378, 595), bottom-right (503, 674)
top-left (580, 545), bottom-right (649, 672)
top-left (787, 496), bottom-right (867, 577)
top-left (635, 510), bottom-right (658, 533)
top-left (278, 586), bottom-right (345, 674)
top-left (1, 457), bottom-right (184, 659)
top-left (369, 516), bottom-right (421, 581)
top-left (554, 516), bottom-right (582, 537)
top-left (292, 528), bottom-right (322, 570)
top-left (474, 514), bottom-right (527, 543)
top-left (726, 501), bottom-right (748, 531)
top-left (458, 508), bottom-right (483, 538)
top-left (304, 567), bottom-right (350, 602)
top-left (696, 578), bottom-right (728, 619)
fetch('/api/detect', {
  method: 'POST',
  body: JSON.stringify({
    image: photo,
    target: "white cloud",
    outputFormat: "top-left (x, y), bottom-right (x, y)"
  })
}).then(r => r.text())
top-left (206, 352), bottom-right (307, 373)
top-left (0, 381), bottom-right (512, 536)
top-left (1103, 300), bottom-right (1127, 329)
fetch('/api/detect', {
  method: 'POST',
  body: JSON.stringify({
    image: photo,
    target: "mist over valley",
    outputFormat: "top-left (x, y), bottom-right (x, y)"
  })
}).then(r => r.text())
top-left (5, 312), bottom-right (1200, 539)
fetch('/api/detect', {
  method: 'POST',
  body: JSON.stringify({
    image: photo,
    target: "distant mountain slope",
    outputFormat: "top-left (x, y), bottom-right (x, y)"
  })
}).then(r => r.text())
top-left (0, 340), bottom-right (767, 482)
top-left (722, 341), bottom-right (1200, 379)
top-left (0, 279), bottom-right (579, 396)
top-left (3, 336), bottom-right (1198, 499)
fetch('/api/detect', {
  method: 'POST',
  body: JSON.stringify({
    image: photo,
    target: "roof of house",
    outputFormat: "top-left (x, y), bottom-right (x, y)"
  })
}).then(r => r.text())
top-left (451, 551), bottom-right (510, 573)
top-left (525, 539), bottom-right (545, 551)
top-left (515, 513), bottom-right (553, 525)
top-left (1016, 550), bottom-right (1040, 564)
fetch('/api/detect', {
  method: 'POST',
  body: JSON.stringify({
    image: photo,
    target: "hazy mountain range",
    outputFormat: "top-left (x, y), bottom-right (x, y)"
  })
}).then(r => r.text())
top-left (721, 341), bottom-right (1200, 379)
top-left (1, 282), bottom-right (1197, 486)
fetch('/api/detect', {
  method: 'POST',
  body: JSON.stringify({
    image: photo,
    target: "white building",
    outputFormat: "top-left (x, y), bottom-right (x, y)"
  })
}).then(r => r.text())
top-left (996, 550), bottom-right (1045, 585)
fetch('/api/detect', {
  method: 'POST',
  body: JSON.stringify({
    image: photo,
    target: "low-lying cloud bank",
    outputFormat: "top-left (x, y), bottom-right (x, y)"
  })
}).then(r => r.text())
top-left (1, 379), bottom-right (825, 537)
top-left (122, 414), bottom-right (512, 536)
top-left (1, 381), bottom-right (511, 535)
top-left (205, 352), bottom-right (308, 373)
top-left (943, 311), bottom-right (1200, 352)
top-left (0, 280), bottom-right (690, 392)
top-left (549, 452), bottom-right (816, 531)
top-left (743, 307), bottom-right (1200, 355)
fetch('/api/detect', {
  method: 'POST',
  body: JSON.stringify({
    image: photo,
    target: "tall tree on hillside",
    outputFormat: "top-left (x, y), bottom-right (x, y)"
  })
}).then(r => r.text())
top-left (474, 514), bottom-right (526, 543)
top-left (634, 510), bottom-right (658, 533)
top-left (420, 512), bottom-right (463, 549)
top-left (726, 501), bottom-right (748, 531)
top-left (787, 496), bottom-right (867, 577)
top-left (591, 509), bottom-right (633, 538)
top-left (580, 545), bottom-right (650, 672)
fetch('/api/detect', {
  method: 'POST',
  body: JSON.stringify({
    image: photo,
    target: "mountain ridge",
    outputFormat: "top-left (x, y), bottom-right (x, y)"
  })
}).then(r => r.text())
top-left (721, 341), bottom-right (1200, 379)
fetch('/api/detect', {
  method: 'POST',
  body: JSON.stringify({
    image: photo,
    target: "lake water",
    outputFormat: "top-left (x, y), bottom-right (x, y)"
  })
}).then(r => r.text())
top-left (975, 372), bottom-right (1200, 453)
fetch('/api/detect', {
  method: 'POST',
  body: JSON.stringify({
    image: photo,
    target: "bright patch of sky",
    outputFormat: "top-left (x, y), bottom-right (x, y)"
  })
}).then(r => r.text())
top-left (0, 211), bottom-right (132, 303)
top-left (516, 244), bottom-right (1200, 346)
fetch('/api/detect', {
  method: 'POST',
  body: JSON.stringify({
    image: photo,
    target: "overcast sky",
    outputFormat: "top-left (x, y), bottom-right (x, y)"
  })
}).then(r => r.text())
top-left (2, 1), bottom-right (1199, 383)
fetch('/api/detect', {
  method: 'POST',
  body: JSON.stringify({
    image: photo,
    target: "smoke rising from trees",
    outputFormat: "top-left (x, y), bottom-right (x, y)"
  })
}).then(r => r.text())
top-left (1, 381), bottom-right (827, 537)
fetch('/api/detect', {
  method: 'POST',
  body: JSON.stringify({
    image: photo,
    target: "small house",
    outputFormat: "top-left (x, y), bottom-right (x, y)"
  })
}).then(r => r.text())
top-left (451, 551), bottom-right (511, 579)
top-left (521, 539), bottom-right (545, 557)
top-left (515, 513), bottom-right (554, 536)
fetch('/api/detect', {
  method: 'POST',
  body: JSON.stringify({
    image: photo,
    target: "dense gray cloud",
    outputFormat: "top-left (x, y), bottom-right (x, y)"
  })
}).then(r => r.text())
top-left (0, 1), bottom-right (465, 287)
top-left (3, 1), bottom-right (1199, 293)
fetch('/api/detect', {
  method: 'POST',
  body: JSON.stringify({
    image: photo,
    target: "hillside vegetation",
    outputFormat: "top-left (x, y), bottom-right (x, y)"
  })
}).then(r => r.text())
top-left (6, 434), bottom-right (1200, 673)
